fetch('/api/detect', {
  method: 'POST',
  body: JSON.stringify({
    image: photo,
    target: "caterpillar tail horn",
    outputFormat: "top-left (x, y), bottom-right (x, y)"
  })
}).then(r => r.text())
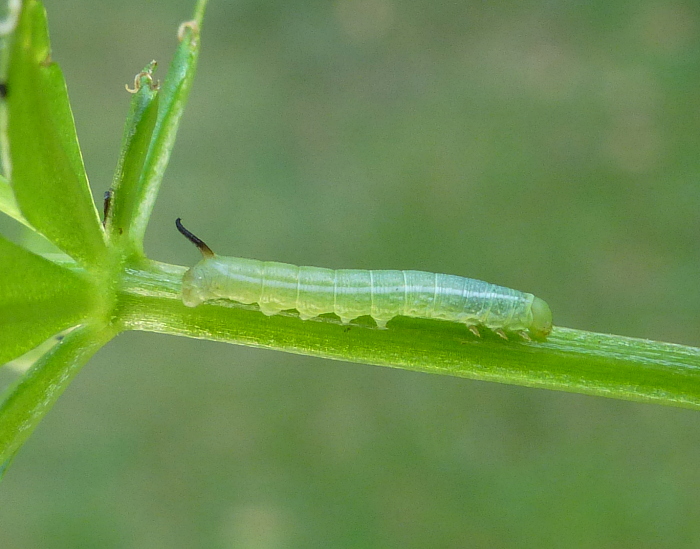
top-left (176, 218), bottom-right (215, 258)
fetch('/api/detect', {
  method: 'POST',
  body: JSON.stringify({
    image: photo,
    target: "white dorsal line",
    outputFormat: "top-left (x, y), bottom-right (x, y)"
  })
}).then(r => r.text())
top-left (294, 265), bottom-right (302, 314)
top-left (431, 272), bottom-right (438, 317)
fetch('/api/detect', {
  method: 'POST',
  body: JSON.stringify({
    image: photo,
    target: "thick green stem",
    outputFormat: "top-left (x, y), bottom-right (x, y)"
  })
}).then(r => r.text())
top-left (117, 260), bottom-right (700, 410)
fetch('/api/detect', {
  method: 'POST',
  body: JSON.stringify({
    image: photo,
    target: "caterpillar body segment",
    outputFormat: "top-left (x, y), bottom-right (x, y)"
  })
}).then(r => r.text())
top-left (176, 219), bottom-right (553, 340)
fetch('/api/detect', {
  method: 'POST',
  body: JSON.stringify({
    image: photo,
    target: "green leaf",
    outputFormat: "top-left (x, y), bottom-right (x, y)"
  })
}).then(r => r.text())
top-left (0, 233), bottom-right (94, 365)
top-left (127, 5), bottom-right (205, 251)
top-left (118, 260), bottom-right (700, 411)
top-left (0, 90), bottom-right (10, 180)
top-left (107, 61), bottom-right (160, 246)
top-left (0, 0), bottom-right (21, 178)
top-left (7, 0), bottom-right (106, 266)
top-left (0, 172), bottom-right (29, 227)
top-left (0, 323), bottom-right (115, 479)
top-left (1, 173), bottom-right (77, 260)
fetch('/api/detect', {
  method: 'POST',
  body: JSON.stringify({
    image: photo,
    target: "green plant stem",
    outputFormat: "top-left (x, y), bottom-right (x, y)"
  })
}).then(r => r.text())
top-left (128, 8), bottom-right (202, 251)
top-left (193, 0), bottom-right (208, 26)
top-left (117, 260), bottom-right (700, 410)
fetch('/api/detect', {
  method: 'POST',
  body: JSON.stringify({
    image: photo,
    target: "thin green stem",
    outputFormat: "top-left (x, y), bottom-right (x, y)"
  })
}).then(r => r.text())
top-left (127, 6), bottom-right (204, 251)
top-left (117, 260), bottom-right (700, 410)
top-left (193, 0), bottom-right (208, 26)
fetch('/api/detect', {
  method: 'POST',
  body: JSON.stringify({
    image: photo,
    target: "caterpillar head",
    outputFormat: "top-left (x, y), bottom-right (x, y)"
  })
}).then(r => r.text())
top-left (181, 264), bottom-right (209, 307)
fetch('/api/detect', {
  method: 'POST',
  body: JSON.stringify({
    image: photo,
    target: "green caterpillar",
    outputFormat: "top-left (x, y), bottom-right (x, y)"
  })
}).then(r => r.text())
top-left (176, 219), bottom-right (553, 340)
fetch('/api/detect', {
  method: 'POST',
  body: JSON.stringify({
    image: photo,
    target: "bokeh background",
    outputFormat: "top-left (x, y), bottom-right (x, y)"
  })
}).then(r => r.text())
top-left (2, 0), bottom-right (700, 546)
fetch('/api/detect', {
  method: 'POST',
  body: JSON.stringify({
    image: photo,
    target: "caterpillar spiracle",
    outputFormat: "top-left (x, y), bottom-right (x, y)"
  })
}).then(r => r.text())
top-left (176, 219), bottom-right (553, 340)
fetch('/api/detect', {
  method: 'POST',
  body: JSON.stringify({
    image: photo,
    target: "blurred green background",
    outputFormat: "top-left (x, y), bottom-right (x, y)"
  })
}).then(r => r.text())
top-left (2, 0), bottom-right (700, 546)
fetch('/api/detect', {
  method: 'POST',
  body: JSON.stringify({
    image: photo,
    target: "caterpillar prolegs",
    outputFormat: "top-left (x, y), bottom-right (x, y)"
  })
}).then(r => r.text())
top-left (176, 219), bottom-right (553, 340)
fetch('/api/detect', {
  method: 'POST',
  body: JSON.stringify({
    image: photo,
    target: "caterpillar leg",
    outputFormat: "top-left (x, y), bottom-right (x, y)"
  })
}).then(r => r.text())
top-left (518, 330), bottom-right (532, 342)
top-left (494, 328), bottom-right (508, 340)
top-left (259, 305), bottom-right (282, 316)
top-left (468, 325), bottom-right (481, 338)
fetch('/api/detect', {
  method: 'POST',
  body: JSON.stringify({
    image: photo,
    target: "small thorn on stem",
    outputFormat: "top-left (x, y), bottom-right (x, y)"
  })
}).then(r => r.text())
top-left (103, 190), bottom-right (112, 227)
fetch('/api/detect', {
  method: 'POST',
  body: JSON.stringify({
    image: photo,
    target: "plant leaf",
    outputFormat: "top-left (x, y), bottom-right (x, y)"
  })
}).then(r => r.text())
top-left (127, 8), bottom-right (205, 251)
top-left (107, 62), bottom-right (160, 246)
top-left (0, 172), bottom-right (29, 227)
top-left (0, 322), bottom-right (115, 480)
top-left (1, 172), bottom-right (77, 258)
top-left (0, 233), bottom-right (94, 365)
top-left (7, 0), bottom-right (106, 266)
top-left (0, 0), bottom-right (22, 178)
